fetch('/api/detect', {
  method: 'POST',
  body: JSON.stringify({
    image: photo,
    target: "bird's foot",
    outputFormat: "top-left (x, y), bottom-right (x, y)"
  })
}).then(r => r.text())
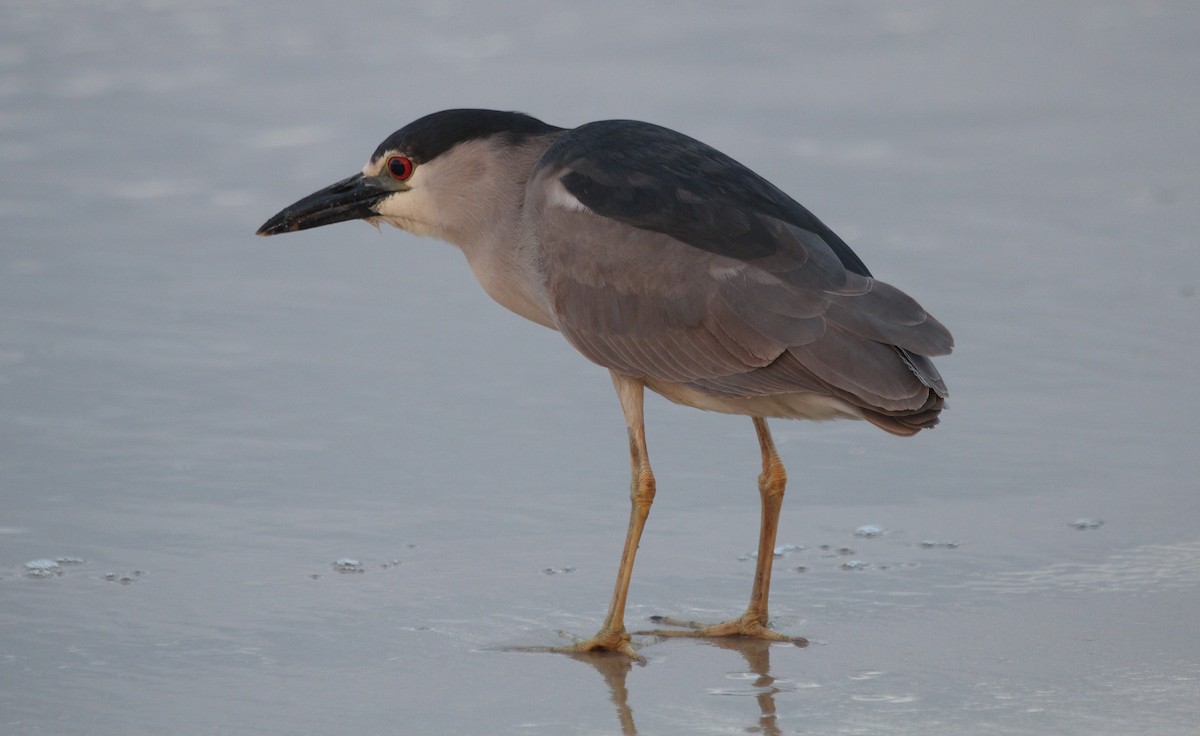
top-left (636, 611), bottom-right (808, 646)
top-left (564, 628), bottom-right (645, 662)
top-left (507, 627), bottom-right (646, 663)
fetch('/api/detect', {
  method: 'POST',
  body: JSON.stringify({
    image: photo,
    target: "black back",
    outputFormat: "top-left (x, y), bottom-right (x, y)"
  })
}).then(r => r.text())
top-left (542, 120), bottom-right (872, 277)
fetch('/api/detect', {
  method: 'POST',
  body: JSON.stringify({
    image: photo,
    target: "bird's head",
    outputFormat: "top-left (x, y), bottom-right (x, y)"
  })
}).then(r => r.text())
top-left (256, 109), bottom-right (561, 241)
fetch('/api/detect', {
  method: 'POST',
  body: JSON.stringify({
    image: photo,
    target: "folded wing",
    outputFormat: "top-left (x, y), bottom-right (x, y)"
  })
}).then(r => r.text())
top-left (529, 120), bottom-right (952, 434)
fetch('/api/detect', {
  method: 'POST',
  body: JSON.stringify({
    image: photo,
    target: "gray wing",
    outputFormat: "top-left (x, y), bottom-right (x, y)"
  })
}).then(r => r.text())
top-left (530, 121), bottom-right (952, 429)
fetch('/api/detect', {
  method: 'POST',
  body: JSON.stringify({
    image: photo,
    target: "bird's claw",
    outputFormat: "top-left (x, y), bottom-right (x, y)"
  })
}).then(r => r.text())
top-left (565, 628), bottom-right (646, 663)
top-left (636, 613), bottom-right (808, 646)
top-left (505, 628), bottom-right (646, 663)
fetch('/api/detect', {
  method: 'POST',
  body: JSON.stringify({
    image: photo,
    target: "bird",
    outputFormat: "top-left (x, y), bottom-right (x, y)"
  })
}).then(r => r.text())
top-left (257, 109), bottom-right (952, 660)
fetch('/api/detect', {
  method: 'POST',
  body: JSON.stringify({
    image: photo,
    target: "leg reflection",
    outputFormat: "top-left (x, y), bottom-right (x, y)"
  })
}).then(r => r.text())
top-left (704, 637), bottom-right (785, 736)
top-left (567, 652), bottom-right (637, 736)
top-left (564, 637), bottom-right (796, 736)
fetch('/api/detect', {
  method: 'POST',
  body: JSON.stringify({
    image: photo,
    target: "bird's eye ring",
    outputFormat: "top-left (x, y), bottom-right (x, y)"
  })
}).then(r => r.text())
top-left (387, 156), bottom-right (415, 181)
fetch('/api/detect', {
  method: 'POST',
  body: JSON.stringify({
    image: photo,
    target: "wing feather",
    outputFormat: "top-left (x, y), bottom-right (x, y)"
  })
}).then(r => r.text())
top-left (528, 121), bottom-right (952, 425)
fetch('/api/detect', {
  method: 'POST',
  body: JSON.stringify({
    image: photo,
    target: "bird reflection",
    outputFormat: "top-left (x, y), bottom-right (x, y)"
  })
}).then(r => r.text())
top-left (565, 652), bottom-right (638, 736)
top-left (568, 636), bottom-right (801, 735)
top-left (705, 637), bottom-right (788, 736)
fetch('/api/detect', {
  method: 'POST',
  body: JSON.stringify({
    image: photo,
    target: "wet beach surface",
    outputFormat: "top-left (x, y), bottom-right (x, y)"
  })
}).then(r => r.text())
top-left (3, 3), bottom-right (1199, 734)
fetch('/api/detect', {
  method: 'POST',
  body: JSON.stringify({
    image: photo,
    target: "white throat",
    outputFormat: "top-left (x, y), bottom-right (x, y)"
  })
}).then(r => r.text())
top-left (371, 137), bottom-right (560, 328)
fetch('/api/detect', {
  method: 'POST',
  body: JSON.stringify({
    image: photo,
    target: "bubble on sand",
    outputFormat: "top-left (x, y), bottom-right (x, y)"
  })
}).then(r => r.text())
top-left (332, 559), bottom-right (365, 574)
top-left (104, 570), bottom-right (143, 584)
top-left (25, 559), bottom-right (61, 578)
top-left (819, 546), bottom-right (856, 558)
top-left (742, 543), bottom-right (805, 561)
top-left (854, 525), bottom-right (885, 538)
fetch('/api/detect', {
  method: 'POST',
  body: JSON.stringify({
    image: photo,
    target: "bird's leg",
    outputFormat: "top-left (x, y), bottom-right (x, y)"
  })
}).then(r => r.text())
top-left (745, 416), bottom-right (786, 626)
top-left (564, 372), bottom-right (655, 661)
top-left (639, 417), bottom-right (805, 645)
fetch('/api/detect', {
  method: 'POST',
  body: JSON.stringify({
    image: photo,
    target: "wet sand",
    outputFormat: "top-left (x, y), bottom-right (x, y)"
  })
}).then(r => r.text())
top-left (3, 3), bottom-right (1199, 734)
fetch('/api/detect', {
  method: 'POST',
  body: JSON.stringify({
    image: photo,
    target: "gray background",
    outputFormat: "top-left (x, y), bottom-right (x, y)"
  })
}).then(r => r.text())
top-left (3, 2), bottom-right (1198, 734)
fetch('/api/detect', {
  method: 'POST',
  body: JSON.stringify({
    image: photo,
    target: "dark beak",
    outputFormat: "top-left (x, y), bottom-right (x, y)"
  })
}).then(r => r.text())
top-left (256, 173), bottom-right (390, 236)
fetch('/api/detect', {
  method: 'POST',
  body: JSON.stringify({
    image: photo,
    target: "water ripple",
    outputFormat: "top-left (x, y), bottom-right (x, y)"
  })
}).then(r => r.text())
top-left (966, 540), bottom-right (1200, 594)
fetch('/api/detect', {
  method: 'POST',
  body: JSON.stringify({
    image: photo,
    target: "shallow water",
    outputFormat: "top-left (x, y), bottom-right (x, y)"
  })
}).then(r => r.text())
top-left (3, 3), bottom-right (1199, 734)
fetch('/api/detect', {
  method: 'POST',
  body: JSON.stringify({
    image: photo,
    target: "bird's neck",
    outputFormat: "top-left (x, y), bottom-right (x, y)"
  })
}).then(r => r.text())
top-left (432, 136), bottom-right (560, 329)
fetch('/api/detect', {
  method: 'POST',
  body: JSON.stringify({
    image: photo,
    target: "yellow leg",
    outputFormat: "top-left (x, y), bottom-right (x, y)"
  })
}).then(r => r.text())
top-left (640, 417), bottom-right (805, 645)
top-left (746, 416), bottom-right (787, 625)
top-left (564, 372), bottom-right (655, 661)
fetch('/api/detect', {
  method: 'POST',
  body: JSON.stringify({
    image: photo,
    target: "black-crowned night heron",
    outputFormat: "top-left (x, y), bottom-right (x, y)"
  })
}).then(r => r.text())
top-left (258, 109), bottom-right (952, 660)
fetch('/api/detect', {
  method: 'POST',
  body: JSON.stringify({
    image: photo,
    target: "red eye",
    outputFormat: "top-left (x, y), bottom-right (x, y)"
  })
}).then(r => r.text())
top-left (387, 156), bottom-right (415, 181)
